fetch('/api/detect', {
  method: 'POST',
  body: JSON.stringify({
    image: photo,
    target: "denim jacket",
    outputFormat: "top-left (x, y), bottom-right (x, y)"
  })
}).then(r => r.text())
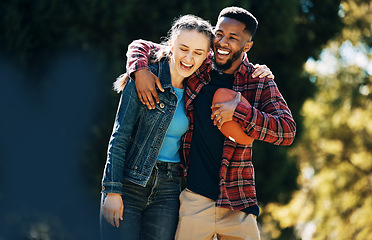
top-left (102, 59), bottom-right (180, 193)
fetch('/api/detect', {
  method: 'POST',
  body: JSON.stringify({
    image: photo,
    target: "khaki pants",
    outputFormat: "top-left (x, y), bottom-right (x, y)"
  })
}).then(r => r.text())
top-left (175, 189), bottom-right (261, 240)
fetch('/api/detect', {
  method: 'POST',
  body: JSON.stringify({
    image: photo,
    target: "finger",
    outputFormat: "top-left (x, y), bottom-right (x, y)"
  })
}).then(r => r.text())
top-left (252, 64), bottom-right (262, 77)
top-left (144, 92), bottom-right (156, 110)
top-left (235, 92), bottom-right (241, 102)
top-left (211, 103), bottom-right (222, 110)
top-left (213, 114), bottom-right (218, 125)
top-left (217, 118), bottom-right (223, 129)
top-left (151, 89), bottom-right (160, 105)
top-left (215, 117), bottom-right (221, 127)
top-left (106, 214), bottom-right (115, 227)
top-left (103, 207), bottom-right (112, 224)
top-left (155, 76), bottom-right (165, 93)
top-left (215, 114), bottom-right (224, 128)
top-left (146, 89), bottom-right (157, 109)
top-left (114, 218), bottom-right (119, 228)
top-left (252, 64), bottom-right (268, 78)
top-left (137, 90), bottom-right (146, 105)
top-left (266, 72), bottom-right (275, 79)
top-left (106, 213), bottom-right (114, 227)
top-left (252, 68), bottom-right (263, 78)
top-left (258, 69), bottom-right (273, 79)
top-left (113, 213), bottom-right (119, 228)
top-left (213, 112), bottom-right (222, 126)
top-left (211, 109), bottom-right (221, 120)
top-left (110, 218), bottom-right (116, 227)
top-left (120, 204), bottom-right (124, 221)
top-left (258, 69), bottom-right (269, 78)
top-left (112, 212), bottom-right (117, 228)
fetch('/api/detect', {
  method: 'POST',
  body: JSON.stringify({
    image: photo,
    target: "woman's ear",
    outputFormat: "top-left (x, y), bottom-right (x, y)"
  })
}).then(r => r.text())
top-left (169, 40), bottom-right (175, 55)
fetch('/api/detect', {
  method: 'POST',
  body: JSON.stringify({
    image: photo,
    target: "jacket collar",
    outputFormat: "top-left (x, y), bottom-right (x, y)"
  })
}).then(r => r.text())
top-left (157, 58), bottom-right (173, 89)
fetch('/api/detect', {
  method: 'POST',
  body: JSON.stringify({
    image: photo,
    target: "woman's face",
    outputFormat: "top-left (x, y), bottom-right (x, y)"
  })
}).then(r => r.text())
top-left (169, 29), bottom-right (210, 79)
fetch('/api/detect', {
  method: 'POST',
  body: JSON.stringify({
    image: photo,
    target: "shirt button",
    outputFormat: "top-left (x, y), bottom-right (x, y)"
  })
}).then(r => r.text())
top-left (134, 166), bottom-right (138, 170)
top-left (102, 186), bottom-right (105, 191)
top-left (159, 103), bottom-right (165, 108)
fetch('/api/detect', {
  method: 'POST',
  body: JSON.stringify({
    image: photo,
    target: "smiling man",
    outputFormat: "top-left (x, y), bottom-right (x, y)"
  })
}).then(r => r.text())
top-left (212, 14), bottom-right (254, 74)
top-left (125, 6), bottom-right (296, 240)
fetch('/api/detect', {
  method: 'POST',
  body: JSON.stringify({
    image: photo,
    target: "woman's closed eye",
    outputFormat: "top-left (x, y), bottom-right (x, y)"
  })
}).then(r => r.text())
top-left (180, 47), bottom-right (188, 52)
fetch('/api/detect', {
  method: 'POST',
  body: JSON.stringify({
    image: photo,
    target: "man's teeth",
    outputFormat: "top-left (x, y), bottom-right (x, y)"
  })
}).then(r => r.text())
top-left (217, 49), bottom-right (229, 55)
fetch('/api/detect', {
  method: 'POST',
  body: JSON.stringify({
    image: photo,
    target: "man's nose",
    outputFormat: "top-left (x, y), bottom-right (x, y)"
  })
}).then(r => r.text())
top-left (219, 36), bottom-right (228, 46)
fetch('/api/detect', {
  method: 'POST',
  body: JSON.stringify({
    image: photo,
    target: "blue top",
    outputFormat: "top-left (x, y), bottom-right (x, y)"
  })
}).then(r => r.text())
top-left (158, 87), bottom-right (188, 163)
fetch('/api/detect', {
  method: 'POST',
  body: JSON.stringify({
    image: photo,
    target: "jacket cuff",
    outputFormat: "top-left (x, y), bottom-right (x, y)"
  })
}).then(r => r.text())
top-left (101, 182), bottom-right (123, 195)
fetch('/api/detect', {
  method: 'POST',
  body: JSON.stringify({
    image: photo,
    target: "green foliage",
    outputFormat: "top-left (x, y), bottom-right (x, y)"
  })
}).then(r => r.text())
top-left (264, 0), bottom-right (372, 239)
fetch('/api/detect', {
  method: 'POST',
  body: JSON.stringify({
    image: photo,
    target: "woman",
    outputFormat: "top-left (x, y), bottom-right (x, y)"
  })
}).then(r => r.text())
top-left (100, 15), bottom-right (213, 240)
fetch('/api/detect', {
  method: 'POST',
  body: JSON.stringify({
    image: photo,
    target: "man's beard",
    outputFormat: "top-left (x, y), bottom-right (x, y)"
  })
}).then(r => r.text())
top-left (212, 46), bottom-right (244, 73)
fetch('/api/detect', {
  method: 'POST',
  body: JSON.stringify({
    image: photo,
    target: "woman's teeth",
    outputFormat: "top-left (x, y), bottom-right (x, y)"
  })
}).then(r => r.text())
top-left (181, 62), bottom-right (193, 68)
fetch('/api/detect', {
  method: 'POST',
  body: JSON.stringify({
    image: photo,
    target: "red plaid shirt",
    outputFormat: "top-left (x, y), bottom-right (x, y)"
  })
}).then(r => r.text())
top-left (126, 40), bottom-right (296, 211)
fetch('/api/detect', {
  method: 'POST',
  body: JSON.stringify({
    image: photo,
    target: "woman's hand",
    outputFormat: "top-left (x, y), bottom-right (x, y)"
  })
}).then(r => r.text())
top-left (252, 64), bottom-right (274, 79)
top-left (102, 193), bottom-right (124, 228)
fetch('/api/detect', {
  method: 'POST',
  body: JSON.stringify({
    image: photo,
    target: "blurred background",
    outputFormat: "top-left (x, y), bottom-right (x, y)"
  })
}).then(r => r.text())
top-left (0, 0), bottom-right (370, 239)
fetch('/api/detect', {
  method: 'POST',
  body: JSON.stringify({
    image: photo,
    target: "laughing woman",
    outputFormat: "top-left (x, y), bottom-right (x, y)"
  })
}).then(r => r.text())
top-left (100, 15), bottom-right (213, 240)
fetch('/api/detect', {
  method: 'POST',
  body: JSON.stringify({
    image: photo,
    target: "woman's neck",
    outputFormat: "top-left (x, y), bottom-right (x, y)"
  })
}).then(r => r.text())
top-left (169, 60), bottom-right (185, 89)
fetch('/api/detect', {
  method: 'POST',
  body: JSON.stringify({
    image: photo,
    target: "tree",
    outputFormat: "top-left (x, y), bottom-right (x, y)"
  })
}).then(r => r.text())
top-left (263, 0), bottom-right (372, 239)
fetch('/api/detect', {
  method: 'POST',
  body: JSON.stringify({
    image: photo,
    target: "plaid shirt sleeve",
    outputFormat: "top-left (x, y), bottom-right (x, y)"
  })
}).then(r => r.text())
top-left (216, 59), bottom-right (296, 212)
top-left (233, 76), bottom-right (296, 146)
top-left (126, 39), bottom-right (162, 77)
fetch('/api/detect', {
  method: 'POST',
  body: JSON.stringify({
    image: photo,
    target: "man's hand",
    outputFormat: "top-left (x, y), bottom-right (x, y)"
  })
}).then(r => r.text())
top-left (211, 92), bottom-right (250, 129)
top-left (103, 193), bottom-right (124, 228)
top-left (252, 64), bottom-right (274, 79)
top-left (134, 69), bottom-right (164, 109)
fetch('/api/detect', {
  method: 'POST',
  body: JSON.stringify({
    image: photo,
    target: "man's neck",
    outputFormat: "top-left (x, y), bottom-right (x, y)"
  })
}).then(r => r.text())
top-left (222, 56), bottom-right (244, 74)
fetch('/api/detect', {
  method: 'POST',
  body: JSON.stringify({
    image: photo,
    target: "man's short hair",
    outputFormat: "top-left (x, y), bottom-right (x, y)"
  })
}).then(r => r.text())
top-left (218, 6), bottom-right (258, 38)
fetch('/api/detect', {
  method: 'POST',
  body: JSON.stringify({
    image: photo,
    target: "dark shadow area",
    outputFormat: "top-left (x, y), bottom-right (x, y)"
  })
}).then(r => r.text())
top-left (0, 50), bottom-right (106, 239)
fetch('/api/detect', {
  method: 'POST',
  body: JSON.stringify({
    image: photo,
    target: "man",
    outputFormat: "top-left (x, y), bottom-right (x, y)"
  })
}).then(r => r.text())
top-left (125, 6), bottom-right (296, 240)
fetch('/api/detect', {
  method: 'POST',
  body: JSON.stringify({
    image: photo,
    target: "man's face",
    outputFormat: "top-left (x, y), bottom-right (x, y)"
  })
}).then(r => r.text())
top-left (212, 17), bottom-right (253, 74)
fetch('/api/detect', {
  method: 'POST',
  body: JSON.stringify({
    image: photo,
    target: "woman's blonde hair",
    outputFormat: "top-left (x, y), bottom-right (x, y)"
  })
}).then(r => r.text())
top-left (113, 14), bottom-right (213, 93)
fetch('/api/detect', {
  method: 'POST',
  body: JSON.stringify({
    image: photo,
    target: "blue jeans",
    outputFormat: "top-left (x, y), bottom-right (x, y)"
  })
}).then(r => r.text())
top-left (100, 161), bottom-right (181, 240)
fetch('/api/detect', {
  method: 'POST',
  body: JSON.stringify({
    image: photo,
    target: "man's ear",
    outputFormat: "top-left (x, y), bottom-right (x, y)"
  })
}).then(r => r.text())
top-left (244, 41), bottom-right (253, 53)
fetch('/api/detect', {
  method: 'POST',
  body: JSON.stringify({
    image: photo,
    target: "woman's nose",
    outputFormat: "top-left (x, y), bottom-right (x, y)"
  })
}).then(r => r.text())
top-left (185, 53), bottom-right (192, 61)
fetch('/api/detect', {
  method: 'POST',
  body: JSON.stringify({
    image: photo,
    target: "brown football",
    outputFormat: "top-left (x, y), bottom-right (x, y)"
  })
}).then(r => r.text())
top-left (212, 88), bottom-right (254, 145)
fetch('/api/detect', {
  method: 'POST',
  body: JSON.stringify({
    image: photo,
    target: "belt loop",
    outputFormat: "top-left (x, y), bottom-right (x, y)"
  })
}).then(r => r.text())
top-left (167, 162), bottom-right (172, 178)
